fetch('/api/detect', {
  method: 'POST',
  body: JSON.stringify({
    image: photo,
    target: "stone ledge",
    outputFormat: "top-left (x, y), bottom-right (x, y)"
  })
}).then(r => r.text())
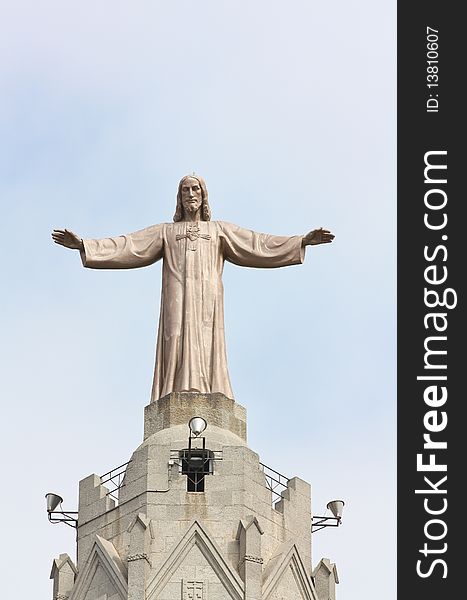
top-left (144, 392), bottom-right (247, 441)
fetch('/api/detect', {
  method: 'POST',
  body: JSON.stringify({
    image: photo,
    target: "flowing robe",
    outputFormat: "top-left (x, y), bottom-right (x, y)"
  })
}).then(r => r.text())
top-left (81, 220), bottom-right (305, 401)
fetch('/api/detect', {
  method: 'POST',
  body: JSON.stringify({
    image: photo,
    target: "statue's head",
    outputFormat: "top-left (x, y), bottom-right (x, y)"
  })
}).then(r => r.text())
top-left (173, 174), bottom-right (211, 222)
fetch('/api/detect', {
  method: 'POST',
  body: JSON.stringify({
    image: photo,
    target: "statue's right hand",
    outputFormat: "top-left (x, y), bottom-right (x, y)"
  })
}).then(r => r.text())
top-left (52, 229), bottom-right (83, 250)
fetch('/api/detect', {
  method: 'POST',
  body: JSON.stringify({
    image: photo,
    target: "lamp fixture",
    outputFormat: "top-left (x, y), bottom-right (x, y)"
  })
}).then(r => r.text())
top-left (312, 499), bottom-right (345, 533)
top-left (181, 417), bottom-right (213, 492)
top-left (46, 493), bottom-right (63, 513)
top-left (45, 493), bottom-right (78, 528)
top-left (327, 499), bottom-right (345, 519)
top-left (188, 416), bottom-right (207, 437)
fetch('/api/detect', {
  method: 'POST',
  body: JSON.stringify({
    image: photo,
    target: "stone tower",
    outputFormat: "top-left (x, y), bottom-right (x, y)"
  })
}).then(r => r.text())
top-left (49, 391), bottom-right (339, 600)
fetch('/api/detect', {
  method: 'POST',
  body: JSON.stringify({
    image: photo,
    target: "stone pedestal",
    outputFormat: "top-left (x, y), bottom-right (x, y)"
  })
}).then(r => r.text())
top-left (144, 392), bottom-right (247, 442)
top-left (50, 393), bottom-right (335, 599)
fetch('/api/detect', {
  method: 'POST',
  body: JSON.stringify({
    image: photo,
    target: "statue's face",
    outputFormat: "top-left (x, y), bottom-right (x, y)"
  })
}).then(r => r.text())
top-left (181, 177), bottom-right (203, 216)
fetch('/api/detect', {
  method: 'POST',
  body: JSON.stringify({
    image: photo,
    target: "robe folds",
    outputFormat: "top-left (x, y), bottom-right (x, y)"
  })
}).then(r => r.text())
top-left (81, 221), bottom-right (305, 402)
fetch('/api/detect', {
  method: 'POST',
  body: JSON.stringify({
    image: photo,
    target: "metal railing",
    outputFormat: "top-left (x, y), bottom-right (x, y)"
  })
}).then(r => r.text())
top-left (101, 461), bottom-right (131, 502)
top-left (99, 458), bottom-right (291, 508)
top-left (259, 462), bottom-right (290, 506)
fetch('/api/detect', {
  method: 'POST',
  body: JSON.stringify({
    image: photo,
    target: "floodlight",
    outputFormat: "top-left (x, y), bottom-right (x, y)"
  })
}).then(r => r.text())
top-left (45, 493), bottom-right (63, 513)
top-left (326, 500), bottom-right (345, 520)
top-left (312, 499), bottom-right (346, 533)
top-left (188, 417), bottom-right (207, 437)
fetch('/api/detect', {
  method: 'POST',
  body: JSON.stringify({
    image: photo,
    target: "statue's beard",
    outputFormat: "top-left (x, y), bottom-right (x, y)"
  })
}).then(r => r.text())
top-left (184, 202), bottom-right (201, 214)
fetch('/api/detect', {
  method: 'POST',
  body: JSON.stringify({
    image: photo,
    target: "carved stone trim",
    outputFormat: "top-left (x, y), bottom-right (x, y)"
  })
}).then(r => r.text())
top-left (239, 554), bottom-right (264, 567)
top-left (127, 552), bottom-right (150, 565)
top-left (183, 579), bottom-right (205, 599)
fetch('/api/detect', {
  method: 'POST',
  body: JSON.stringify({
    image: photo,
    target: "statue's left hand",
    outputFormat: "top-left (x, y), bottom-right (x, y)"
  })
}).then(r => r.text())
top-left (302, 228), bottom-right (335, 246)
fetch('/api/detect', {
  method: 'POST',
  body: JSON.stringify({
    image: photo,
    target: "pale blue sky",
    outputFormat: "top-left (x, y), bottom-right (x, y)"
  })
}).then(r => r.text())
top-left (0, 1), bottom-right (395, 598)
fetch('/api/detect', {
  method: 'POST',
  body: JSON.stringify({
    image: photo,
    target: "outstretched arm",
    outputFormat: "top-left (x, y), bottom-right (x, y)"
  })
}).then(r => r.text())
top-left (302, 227), bottom-right (335, 247)
top-left (51, 225), bottom-right (164, 269)
top-left (216, 222), bottom-right (295, 269)
top-left (219, 222), bottom-right (335, 269)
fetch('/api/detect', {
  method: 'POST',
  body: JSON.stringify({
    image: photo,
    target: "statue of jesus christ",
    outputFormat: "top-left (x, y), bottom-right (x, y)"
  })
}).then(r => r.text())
top-left (52, 174), bottom-right (335, 402)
